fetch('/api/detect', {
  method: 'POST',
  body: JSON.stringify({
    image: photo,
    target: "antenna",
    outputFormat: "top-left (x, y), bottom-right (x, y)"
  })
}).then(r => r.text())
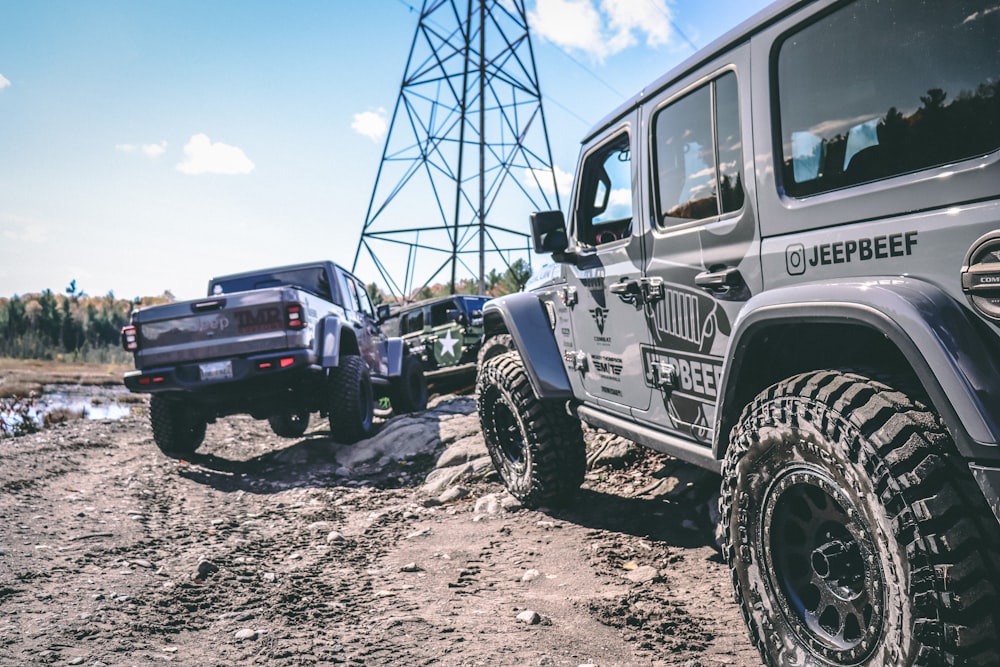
top-left (353, 0), bottom-right (561, 299)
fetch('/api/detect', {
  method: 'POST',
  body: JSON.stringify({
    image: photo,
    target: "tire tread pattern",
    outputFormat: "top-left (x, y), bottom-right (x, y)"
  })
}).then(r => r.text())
top-left (721, 370), bottom-right (1000, 666)
top-left (477, 351), bottom-right (585, 508)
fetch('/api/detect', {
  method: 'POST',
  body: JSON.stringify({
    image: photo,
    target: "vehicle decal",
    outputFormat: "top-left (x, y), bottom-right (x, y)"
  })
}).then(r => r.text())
top-left (785, 230), bottom-right (918, 275)
top-left (589, 306), bottom-right (609, 334)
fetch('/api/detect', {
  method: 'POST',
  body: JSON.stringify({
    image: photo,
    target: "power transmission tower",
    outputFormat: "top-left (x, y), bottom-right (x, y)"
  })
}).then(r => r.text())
top-left (352, 0), bottom-right (561, 299)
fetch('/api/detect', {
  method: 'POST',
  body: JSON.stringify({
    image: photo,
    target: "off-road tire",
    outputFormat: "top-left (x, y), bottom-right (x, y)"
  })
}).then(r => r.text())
top-left (721, 370), bottom-right (1000, 667)
top-left (149, 394), bottom-right (206, 456)
top-left (390, 355), bottom-right (428, 414)
top-left (328, 355), bottom-right (375, 444)
top-left (477, 333), bottom-right (514, 369)
top-left (267, 410), bottom-right (310, 438)
top-left (477, 351), bottom-right (585, 508)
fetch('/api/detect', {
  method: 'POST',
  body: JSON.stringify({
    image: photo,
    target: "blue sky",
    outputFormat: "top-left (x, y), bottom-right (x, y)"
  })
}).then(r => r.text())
top-left (0, 0), bottom-right (772, 301)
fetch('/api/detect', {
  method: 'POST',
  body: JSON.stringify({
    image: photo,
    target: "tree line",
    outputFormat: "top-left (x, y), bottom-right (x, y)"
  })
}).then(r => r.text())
top-left (0, 284), bottom-right (170, 363)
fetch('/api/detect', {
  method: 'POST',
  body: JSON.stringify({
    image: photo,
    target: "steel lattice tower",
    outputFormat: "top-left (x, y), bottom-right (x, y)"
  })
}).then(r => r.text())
top-left (352, 0), bottom-right (561, 299)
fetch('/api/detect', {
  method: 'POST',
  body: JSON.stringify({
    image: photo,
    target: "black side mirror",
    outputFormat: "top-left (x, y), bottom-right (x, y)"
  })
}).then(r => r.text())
top-left (376, 304), bottom-right (392, 322)
top-left (530, 210), bottom-right (569, 254)
top-left (446, 308), bottom-right (465, 325)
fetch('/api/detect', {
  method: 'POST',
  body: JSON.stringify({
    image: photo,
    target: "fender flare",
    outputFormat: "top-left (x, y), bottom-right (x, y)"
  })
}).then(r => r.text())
top-left (318, 315), bottom-right (343, 368)
top-left (483, 292), bottom-right (573, 400)
top-left (385, 337), bottom-right (405, 377)
top-left (715, 277), bottom-right (1000, 461)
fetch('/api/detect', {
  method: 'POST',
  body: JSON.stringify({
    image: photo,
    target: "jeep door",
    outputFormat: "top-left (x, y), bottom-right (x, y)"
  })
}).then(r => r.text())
top-left (565, 114), bottom-right (652, 415)
top-left (632, 45), bottom-right (760, 445)
top-left (337, 269), bottom-right (388, 376)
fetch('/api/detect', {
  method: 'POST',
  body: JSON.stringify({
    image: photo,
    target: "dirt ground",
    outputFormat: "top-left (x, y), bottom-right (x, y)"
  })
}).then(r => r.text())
top-left (0, 392), bottom-right (762, 667)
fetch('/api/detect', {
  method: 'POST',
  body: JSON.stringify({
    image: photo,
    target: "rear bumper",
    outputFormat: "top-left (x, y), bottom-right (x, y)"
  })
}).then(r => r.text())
top-left (124, 349), bottom-right (315, 395)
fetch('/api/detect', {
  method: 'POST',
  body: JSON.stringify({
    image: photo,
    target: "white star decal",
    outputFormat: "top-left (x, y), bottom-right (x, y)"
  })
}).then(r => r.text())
top-left (438, 329), bottom-right (459, 357)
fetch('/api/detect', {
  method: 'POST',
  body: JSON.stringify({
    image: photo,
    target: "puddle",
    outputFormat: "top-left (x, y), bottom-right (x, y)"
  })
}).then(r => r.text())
top-left (1, 384), bottom-right (138, 437)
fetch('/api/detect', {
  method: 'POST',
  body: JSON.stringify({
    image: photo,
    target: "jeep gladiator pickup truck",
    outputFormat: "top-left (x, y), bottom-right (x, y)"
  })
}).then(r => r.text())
top-left (122, 261), bottom-right (426, 454)
top-left (476, 1), bottom-right (1000, 665)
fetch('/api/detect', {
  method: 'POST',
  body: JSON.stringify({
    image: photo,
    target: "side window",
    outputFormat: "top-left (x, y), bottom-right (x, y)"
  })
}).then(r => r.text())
top-left (576, 133), bottom-right (633, 246)
top-left (777, 0), bottom-right (1000, 197)
top-left (654, 71), bottom-right (744, 224)
top-left (337, 272), bottom-right (356, 313)
top-left (351, 279), bottom-right (375, 319)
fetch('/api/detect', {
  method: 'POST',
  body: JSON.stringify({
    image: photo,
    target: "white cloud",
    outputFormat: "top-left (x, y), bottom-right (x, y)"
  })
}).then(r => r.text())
top-left (525, 165), bottom-right (574, 198)
top-left (352, 108), bottom-right (388, 142)
top-left (0, 213), bottom-right (48, 244)
top-left (116, 140), bottom-right (168, 158)
top-left (176, 134), bottom-right (255, 175)
top-left (0, 73), bottom-right (10, 90)
top-left (529, 0), bottom-right (673, 60)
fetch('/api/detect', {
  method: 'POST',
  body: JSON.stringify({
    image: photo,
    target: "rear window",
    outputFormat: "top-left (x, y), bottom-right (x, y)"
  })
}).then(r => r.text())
top-left (211, 268), bottom-right (335, 302)
top-left (776, 0), bottom-right (1000, 197)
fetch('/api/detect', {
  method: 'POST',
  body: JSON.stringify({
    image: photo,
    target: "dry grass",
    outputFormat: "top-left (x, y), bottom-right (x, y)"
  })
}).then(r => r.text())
top-left (0, 358), bottom-right (129, 399)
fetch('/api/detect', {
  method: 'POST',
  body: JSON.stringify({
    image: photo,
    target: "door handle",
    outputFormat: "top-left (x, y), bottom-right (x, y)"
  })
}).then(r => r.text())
top-left (609, 278), bottom-right (641, 296)
top-left (695, 267), bottom-right (749, 300)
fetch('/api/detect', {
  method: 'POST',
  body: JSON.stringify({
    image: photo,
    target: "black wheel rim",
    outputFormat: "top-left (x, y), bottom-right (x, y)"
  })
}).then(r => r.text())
top-left (493, 399), bottom-right (526, 474)
top-left (763, 468), bottom-right (885, 663)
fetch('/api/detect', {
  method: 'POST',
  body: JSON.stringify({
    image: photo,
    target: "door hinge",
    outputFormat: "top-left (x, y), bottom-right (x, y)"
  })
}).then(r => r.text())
top-left (649, 359), bottom-right (676, 390)
top-left (563, 349), bottom-right (588, 372)
top-left (561, 286), bottom-right (578, 308)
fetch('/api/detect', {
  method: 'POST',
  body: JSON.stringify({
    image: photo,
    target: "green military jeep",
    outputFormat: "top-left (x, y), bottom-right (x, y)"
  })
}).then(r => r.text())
top-left (476, 0), bottom-right (1000, 665)
top-left (379, 295), bottom-right (501, 383)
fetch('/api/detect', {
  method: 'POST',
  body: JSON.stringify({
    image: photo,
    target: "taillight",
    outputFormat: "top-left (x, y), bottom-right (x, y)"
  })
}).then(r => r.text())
top-left (121, 325), bottom-right (138, 351)
top-left (286, 303), bottom-right (306, 330)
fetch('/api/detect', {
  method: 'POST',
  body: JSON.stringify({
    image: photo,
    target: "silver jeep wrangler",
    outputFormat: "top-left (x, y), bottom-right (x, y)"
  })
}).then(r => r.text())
top-left (476, 0), bottom-right (1000, 664)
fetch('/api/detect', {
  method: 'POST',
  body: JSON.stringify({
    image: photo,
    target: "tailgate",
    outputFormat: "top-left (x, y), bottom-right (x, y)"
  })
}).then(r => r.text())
top-left (131, 288), bottom-right (309, 369)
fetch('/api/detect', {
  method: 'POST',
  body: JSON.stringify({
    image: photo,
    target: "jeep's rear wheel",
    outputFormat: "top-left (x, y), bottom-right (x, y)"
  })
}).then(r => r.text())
top-left (267, 410), bottom-right (310, 438)
top-left (477, 351), bottom-right (585, 508)
top-left (328, 355), bottom-right (375, 444)
top-left (721, 370), bottom-right (1000, 666)
top-left (390, 355), bottom-right (428, 414)
top-left (149, 394), bottom-right (206, 456)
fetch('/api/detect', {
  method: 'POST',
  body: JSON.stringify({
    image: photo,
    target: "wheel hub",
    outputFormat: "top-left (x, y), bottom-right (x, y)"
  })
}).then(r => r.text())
top-left (763, 468), bottom-right (886, 663)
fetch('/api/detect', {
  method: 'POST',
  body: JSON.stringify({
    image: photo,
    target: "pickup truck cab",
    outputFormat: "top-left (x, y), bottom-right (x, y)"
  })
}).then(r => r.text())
top-left (122, 261), bottom-right (426, 454)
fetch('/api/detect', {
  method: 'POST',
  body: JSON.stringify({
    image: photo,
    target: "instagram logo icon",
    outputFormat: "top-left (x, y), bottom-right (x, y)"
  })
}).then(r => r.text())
top-left (785, 244), bottom-right (807, 275)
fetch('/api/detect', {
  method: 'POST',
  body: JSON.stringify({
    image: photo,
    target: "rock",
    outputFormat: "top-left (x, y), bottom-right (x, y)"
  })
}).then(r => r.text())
top-left (521, 569), bottom-right (540, 583)
top-left (624, 565), bottom-right (660, 584)
top-left (474, 494), bottom-right (501, 515)
top-left (335, 418), bottom-right (438, 468)
top-left (422, 464), bottom-right (474, 496)
top-left (516, 609), bottom-right (541, 625)
top-left (326, 530), bottom-right (346, 543)
top-left (435, 436), bottom-right (488, 469)
top-left (131, 558), bottom-right (153, 568)
top-left (194, 560), bottom-right (219, 582)
top-left (438, 485), bottom-right (469, 504)
top-left (67, 658), bottom-right (85, 666)
top-left (234, 628), bottom-right (258, 641)
top-left (586, 433), bottom-right (637, 469)
top-left (401, 562), bottom-right (422, 573)
top-left (500, 494), bottom-right (523, 512)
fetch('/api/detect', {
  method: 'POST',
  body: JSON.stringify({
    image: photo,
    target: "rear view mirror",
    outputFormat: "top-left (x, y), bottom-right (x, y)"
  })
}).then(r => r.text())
top-left (376, 304), bottom-right (392, 322)
top-left (530, 210), bottom-right (569, 254)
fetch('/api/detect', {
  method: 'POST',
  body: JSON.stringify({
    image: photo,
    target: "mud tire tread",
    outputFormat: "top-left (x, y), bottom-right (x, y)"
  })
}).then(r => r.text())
top-left (476, 351), bottom-right (585, 508)
top-left (721, 370), bottom-right (1000, 666)
top-left (328, 355), bottom-right (375, 445)
top-left (149, 395), bottom-right (206, 455)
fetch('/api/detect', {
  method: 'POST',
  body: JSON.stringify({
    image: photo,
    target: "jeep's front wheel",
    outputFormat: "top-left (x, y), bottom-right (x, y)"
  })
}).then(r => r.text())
top-left (267, 410), bottom-right (310, 438)
top-left (328, 355), bottom-right (375, 444)
top-left (477, 351), bottom-right (585, 508)
top-left (721, 370), bottom-right (1000, 666)
top-left (476, 333), bottom-right (513, 369)
top-left (390, 355), bottom-right (428, 414)
top-left (149, 394), bottom-right (206, 456)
